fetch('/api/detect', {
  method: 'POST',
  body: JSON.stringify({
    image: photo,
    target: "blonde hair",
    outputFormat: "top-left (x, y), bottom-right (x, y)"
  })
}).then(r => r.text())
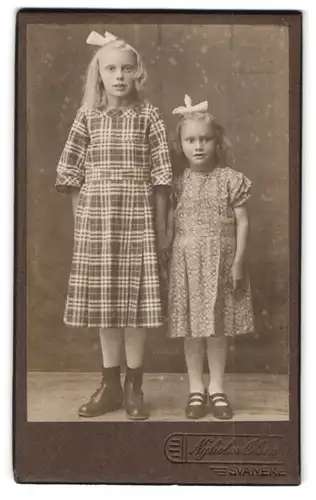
top-left (81, 40), bottom-right (147, 109)
top-left (172, 111), bottom-right (233, 175)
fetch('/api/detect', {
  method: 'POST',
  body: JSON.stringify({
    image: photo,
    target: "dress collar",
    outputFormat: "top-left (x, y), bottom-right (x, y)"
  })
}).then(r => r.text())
top-left (185, 166), bottom-right (221, 178)
top-left (97, 100), bottom-right (145, 118)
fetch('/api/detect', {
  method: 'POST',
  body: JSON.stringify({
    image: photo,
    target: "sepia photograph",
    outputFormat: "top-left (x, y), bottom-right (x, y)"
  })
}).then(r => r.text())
top-left (25, 20), bottom-right (290, 423)
top-left (14, 10), bottom-right (301, 485)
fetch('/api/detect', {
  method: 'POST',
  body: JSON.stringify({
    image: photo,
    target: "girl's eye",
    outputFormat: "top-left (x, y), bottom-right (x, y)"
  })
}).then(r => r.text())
top-left (123, 66), bottom-right (134, 72)
top-left (106, 65), bottom-right (116, 72)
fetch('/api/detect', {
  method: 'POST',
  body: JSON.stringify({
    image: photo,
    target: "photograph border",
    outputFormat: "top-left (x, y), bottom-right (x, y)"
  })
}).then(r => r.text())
top-left (14, 9), bottom-right (301, 485)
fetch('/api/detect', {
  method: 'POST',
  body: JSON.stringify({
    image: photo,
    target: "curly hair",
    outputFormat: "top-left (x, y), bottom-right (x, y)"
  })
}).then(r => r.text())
top-left (172, 111), bottom-right (233, 177)
top-left (81, 39), bottom-right (148, 109)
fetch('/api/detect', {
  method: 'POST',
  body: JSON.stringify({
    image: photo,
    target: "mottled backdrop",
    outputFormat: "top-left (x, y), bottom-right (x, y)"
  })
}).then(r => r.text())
top-left (26, 24), bottom-right (289, 373)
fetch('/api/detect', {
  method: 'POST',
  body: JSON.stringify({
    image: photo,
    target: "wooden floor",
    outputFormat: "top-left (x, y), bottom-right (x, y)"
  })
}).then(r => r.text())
top-left (27, 372), bottom-right (289, 422)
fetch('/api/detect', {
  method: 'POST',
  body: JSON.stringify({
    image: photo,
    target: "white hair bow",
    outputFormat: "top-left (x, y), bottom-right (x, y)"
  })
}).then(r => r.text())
top-left (172, 94), bottom-right (208, 115)
top-left (86, 30), bottom-right (118, 46)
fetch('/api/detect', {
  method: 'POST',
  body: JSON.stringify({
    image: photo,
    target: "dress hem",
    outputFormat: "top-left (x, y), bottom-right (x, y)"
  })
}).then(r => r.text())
top-left (167, 328), bottom-right (255, 339)
top-left (63, 320), bottom-right (165, 329)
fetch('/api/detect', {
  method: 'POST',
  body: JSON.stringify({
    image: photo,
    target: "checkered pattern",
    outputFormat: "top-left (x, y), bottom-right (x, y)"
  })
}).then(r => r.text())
top-left (56, 101), bottom-right (172, 328)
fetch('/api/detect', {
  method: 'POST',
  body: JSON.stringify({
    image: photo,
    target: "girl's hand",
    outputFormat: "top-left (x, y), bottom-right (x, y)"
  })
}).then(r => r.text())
top-left (231, 260), bottom-right (245, 291)
top-left (156, 228), bottom-right (171, 252)
top-left (156, 205), bottom-right (174, 252)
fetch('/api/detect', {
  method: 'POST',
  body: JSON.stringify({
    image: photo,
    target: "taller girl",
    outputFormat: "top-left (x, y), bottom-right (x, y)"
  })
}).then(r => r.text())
top-left (55, 31), bottom-right (172, 420)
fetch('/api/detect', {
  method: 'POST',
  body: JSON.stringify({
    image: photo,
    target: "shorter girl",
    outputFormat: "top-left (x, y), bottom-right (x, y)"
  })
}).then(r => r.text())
top-left (168, 95), bottom-right (254, 420)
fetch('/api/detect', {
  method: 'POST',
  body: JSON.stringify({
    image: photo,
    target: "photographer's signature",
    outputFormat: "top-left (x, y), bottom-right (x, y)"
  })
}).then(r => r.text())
top-left (188, 437), bottom-right (280, 461)
top-left (164, 433), bottom-right (283, 464)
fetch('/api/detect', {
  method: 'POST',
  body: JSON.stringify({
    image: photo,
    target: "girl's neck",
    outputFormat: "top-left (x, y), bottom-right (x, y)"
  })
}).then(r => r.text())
top-left (106, 94), bottom-right (138, 109)
top-left (189, 159), bottom-right (218, 174)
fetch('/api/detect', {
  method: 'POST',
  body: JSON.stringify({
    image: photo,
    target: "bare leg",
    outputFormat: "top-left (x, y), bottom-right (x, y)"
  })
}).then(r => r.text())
top-left (124, 327), bottom-right (147, 368)
top-left (206, 336), bottom-right (228, 401)
top-left (99, 328), bottom-right (123, 367)
top-left (184, 338), bottom-right (205, 398)
top-left (206, 336), bottom-right (233, 419)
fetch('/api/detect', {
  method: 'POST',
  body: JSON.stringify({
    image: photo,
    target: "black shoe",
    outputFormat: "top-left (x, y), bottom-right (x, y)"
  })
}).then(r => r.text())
top-left (78, 366), bottom-right (123, 418)
top-left (208, 392), bottom-right (234, 420)
top-left (185, 392), bottom-right (207, 420)
top-left (124, 367), bottom-right (149, 421)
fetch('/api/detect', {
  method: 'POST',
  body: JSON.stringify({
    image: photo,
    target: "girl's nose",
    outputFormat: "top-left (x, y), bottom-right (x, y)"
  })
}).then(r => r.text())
top-left (195, 141), bottom-right (203, 151)
top-left (116, 69), bottom-right (124, 80)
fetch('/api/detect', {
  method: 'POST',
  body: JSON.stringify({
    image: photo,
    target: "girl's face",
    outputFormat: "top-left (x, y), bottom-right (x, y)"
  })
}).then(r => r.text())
top-left (98, 45), bottom-right (138, 103)
top-left (180, 119), bottom-right (217, 169)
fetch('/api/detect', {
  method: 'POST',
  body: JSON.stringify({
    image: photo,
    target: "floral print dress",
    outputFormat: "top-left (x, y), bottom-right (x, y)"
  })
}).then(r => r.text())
top-left (168, 166), bottom-right (255, 338)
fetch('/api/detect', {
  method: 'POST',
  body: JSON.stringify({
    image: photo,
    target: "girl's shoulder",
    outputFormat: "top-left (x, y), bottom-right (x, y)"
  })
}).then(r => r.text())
top-left (68, 105), bottom-right (90, 128)
top-left (140, 100), bottom-right (165, 120)
top-left (81, 104), bottom-right (105, 118)
top-left (72, 105), bottom-right (87, 119)
top-left (74, 105), bottom-right (103, 123)
top-left (218, 165), bottom-right (240, 177)
top-left (218, 166), bottom-right (251, 184)
top-left (217, 166), bottom-right (252, 206)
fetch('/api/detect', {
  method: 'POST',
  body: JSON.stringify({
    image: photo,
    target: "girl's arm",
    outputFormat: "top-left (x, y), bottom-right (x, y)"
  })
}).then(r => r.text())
top-left (231, 205), bottom-right (249, 290)
top-left (155, 186), bottom-right (172, 250)
top-left (148, 106), bottom-right (173, 251)
top-left (166, 200), bottom-right (174, 244)
top-left (56, 107), bottom-right (89, 194)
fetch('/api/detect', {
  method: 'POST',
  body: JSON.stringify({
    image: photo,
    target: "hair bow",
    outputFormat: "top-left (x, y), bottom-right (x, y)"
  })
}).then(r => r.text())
top-left (172, 94), bottom-right (208, 115)
top-left (86, 30), bottom-right (118, 46)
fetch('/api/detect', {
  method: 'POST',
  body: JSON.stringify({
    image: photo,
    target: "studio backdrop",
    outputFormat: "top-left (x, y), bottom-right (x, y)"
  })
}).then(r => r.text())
top-left (26, 23), bottom-right (289, 373)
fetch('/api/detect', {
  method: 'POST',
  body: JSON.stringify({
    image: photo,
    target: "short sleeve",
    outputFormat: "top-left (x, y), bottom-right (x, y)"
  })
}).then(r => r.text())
top-left (55, 107), bottom-right (90, 193)
top-left (148, 107), bottom-right (172, 187)
top-left (228, 169), bottom-right (252, 208)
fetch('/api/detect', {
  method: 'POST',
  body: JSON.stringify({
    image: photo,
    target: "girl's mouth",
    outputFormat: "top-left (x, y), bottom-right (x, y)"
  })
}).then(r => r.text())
top-left (114, 84), bottom-right (126, 90)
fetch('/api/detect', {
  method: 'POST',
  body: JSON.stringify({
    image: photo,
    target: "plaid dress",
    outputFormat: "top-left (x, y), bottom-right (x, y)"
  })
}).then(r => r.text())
top-left (56, 100), bottom-right (172, 328)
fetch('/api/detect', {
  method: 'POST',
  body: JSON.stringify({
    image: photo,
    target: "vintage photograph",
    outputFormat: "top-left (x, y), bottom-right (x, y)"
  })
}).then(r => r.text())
top-left (25, 20), bottom-right (290, 424)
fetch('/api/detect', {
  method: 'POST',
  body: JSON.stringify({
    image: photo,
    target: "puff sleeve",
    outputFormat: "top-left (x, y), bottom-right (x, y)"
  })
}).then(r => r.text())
top-left (228, 169), bottom-right (252, 208)
top-left (55, 107), bottom-right (89, 193)
top-left (148, 107), bottom-right (172, 187)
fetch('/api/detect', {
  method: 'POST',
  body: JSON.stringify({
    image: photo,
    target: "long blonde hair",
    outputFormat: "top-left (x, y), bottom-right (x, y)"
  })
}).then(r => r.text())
top-left (82, 40), bottom-right (147, 109)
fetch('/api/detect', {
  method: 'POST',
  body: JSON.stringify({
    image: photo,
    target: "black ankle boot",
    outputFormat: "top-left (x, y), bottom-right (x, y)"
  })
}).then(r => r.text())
top-left (124, 367), bottom-right (149, 421)
top-left (78, 366), bottom-right (123, 418)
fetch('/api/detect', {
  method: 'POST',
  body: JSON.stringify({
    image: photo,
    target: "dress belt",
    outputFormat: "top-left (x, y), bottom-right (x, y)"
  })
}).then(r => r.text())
top-left (85, 170), bottom-right (151, 184)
